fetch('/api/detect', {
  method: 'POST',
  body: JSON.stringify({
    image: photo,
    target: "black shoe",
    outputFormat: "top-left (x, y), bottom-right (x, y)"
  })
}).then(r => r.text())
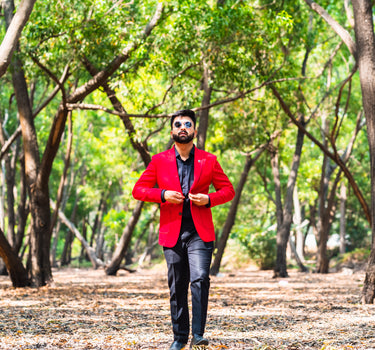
top-left (169, 341), bottom-right (187, 350)
top-left (190, 335), bottom-right (209, 348)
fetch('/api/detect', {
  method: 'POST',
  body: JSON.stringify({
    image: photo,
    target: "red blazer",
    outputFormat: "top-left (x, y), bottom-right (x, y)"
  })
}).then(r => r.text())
top-left (132, 147), bottom-right (235, 247)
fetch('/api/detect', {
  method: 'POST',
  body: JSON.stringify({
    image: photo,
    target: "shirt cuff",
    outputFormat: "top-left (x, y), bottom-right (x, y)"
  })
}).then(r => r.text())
top-left (205, 195), bottom-right (211, 208)
top-left (161, 189), bottom-right (166, 203)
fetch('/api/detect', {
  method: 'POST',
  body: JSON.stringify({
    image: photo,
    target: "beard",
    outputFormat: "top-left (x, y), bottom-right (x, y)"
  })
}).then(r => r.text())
top-left (172, 132), bottom-right (195, 144)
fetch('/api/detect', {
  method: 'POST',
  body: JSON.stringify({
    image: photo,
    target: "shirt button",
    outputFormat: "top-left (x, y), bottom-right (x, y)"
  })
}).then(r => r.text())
top-left (179, 212), bottom-right (182, 215)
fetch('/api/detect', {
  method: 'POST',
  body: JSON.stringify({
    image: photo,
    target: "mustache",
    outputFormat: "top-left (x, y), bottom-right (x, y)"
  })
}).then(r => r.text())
top-left (172, 132), bottom-right (194, 144)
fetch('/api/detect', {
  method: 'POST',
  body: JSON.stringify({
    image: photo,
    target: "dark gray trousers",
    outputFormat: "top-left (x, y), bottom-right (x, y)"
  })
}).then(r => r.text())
top-left (163, 231), bottom-right (213, 343)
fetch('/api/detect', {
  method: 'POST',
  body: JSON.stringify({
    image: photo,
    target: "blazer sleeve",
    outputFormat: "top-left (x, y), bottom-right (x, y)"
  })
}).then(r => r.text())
top-left (208, 159), bottom-right (235, 208)
top-left (132, 159), bottom-right (163, 203)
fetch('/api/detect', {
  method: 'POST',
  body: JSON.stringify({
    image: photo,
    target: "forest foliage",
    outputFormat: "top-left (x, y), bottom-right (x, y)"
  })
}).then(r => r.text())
top-left (0, 0), bottom-right (372, 285)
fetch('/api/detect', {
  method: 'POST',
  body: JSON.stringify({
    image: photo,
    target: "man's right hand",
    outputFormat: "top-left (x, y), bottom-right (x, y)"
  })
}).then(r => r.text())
top-left (164, 190), bottom-right (185, 204)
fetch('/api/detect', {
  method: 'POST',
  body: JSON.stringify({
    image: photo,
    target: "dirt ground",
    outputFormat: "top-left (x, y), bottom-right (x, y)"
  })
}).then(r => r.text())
top-left (0, 265), bottom-right (374, 350)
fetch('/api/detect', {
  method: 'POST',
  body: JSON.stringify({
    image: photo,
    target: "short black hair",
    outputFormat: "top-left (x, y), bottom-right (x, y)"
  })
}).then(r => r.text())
top-left (170, 109), bottom-right (196, 129)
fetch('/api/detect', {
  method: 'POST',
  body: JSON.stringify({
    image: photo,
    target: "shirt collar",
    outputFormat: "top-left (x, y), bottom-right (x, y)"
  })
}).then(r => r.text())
top-left (174, 144), bottom-right (195, 159)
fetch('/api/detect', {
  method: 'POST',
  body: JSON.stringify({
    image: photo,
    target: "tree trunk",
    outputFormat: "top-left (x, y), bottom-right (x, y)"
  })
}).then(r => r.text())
top-left (289, 235), bottom-right (308, 272)
top-left (138, 221), bottom-right (158, 267)
top-left (319, 96), bottom-right (362, 273)
top-left (293, 186), bottom-right (305, 262)
top-left (351, 0), bottom-right (375, 303)
top-left (304, 0), bottom-right (375, 304)
top-left (339, 180), bottom-right (347, 254)
top-left (90, 197), bottom-right (104, 248)
top-left (3, 3), bottom-right (163, 287)
top-left (15, 151), bottom-right (28, 254)
top-left (58, 5), bottom-right (162, 276)
top-left (61, 192), bottom-right (80, 265)
top-left (79, 217), bottom-right (88, 262)
top-left (0, 258), bottom-right (7, 276)
top-left (0, 123), bottom-right (18, 246)
top-left (317, 167), bottom-right (341, 273)
top-left (4, 0), bottom-right (52, 287)
top-left (50, 200), bottom-right (104, 268)
top-left (60, 229), bottom-right (73, 266)
top-left (50, 111), bottom-right (73, 266)
top-left (270, 144), bottom-right (283, 228)
top-left (13, 56), bottom-right (52, 287)
top-left (95, 200), bottom-right (107, 261)
top-left (273, 120), bottom-right (305, 278)
top-left (0, 160), bottom-right (5, 232)
top-left (315, 112), bottom-right (331, 273)
top-left (105, 201), bottom-right (144, 275)
top-left (197, 61), bottom-right (212, 150)
top-left (81, 70), bottom-right (152, 275)
top-left (0, 0), bottom-right (37, 77)
top-left (362, 250), bottom-right (375, 304)
top-left (0, 227), bottom-right (29, 287)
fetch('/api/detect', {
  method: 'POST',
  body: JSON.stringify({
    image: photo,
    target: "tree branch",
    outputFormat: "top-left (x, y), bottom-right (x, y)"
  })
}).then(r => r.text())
top-left (270, 84), bottom-right (370, 224)
top-left (0, 0), bottom-right (37, 77)
top-left (67, 2), bottom-right (164, 104)
top-left (67, 76), bottom-right (307, 119)
top-left (304, 0), bottom-right (357, 58)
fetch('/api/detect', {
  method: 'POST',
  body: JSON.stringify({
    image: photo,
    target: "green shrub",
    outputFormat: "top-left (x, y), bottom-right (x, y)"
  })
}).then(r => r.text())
top-left (341, 247), bottom-right (371, 263)
top-left (233, 226), bottom-right (276, 270)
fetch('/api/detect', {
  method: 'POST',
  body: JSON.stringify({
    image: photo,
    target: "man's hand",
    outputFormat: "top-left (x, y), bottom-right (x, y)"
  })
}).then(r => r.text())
top-left (189, 193), bottom-right (209, 206)
top-left (164, 190), bottom-right (185, 204)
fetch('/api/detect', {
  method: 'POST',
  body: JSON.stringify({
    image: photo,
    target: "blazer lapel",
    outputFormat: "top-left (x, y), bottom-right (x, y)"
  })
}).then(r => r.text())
top-left (165, 147), bottom-right (182, 192)
top-left (192, 147), bottom-right (204, 191)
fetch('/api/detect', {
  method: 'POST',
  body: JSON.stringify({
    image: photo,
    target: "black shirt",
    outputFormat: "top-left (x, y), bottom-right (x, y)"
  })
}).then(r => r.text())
top-left (161, 146), bottom-right (197, 237)
top-left (175, 146), bottom-right (197, 237)
top-left (175, 145), bottom-right (195, 220)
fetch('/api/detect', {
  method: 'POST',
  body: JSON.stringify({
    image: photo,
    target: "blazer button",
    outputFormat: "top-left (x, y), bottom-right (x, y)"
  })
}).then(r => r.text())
top-left (179, 212), bottom-right (182, 216)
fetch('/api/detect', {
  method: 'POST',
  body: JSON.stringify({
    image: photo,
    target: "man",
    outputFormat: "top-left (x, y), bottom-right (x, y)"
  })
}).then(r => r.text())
top-left (132, 109), bottom-right (235, 350)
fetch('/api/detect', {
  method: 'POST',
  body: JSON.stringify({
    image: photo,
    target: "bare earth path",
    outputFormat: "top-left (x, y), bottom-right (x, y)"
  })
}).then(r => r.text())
top-left (0, 266), bottom-right (374, 349)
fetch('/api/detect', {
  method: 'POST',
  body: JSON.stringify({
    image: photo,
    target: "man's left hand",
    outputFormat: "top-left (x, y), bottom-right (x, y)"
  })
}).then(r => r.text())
top-left (189, 193), bottom-right (209, 206)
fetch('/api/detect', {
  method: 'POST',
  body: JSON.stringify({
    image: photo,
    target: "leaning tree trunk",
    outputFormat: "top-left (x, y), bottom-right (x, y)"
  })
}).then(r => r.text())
top-left (78, 4), bottom-right (162, 275)
top-left (50, 199), bottom-right (104, 269)
top-left (210, 148), bottom-right (265, 276)
top-left (101, 84), bottom-right (149, 275)
top-left (106, 201), bottom-right (144, 275)
top-left (82, 58), bottom-right (153, 275)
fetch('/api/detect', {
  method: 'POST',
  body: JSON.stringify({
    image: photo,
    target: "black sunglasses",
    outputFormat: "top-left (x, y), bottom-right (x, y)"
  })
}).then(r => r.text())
top-left (174, 121), bottom-right (193, 129)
